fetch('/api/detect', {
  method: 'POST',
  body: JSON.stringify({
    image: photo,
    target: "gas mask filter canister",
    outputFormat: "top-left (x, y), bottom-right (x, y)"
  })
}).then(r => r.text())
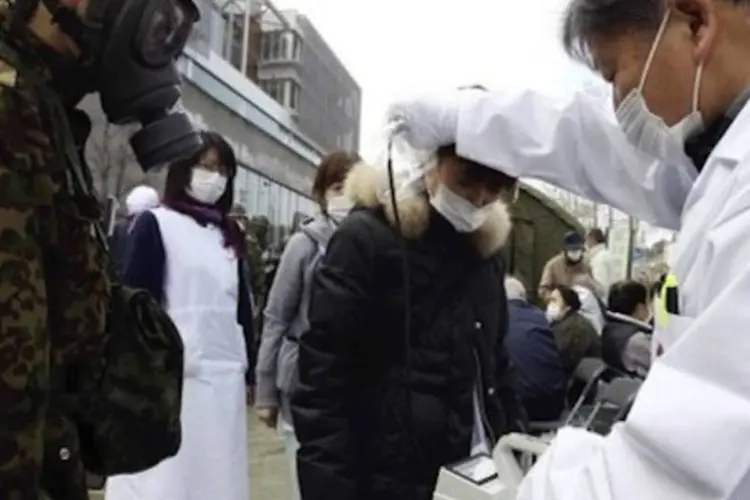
top-left (48, 0), bottom-right (203, 170)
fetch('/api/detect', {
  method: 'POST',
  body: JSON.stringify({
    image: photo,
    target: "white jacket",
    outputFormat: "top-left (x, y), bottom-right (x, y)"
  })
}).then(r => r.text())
top-left (587, 244), bottom-right (617, 293)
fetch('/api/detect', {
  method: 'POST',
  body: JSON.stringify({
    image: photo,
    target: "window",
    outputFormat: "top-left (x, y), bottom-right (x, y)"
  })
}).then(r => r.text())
top-left (286, 80), bottom-right (300, 110)
top-left (260, 78), bottom-right (285, 104)
top-left (292, 33), bottom-right (302, 60)
top-left (259, 78), bottom-right (301, 110)
top-left (261, 31), bottom-right (283, 61)
top-left (260, 30), bottom-right (302, 62)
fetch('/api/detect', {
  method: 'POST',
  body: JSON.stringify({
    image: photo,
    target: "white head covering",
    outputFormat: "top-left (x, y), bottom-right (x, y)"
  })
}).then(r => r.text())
top-left (504, 276), bottom-right (527, 301)
top-left (125, 185), bottom-right (160, 216)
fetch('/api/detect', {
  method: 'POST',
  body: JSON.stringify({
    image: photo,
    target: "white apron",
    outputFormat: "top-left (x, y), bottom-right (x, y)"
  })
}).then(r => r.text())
top-left (106, 207), bottom-right (249, 500)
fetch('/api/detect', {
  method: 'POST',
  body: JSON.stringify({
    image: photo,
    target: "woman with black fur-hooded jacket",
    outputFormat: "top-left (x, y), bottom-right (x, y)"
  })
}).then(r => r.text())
top-left (291, 145), bottom-right (527, 500)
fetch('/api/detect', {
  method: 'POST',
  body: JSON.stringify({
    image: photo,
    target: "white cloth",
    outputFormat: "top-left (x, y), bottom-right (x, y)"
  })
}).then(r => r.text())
top-left (587, 244), bottom-right (618, 293)
top-left (389, 88), bottom-right (750, 499)
top-left (278, 418), bottom-right (301, 500)
top-left (471, 384), bottom-right (491, 456)
top-left (125, 185), bottom-right (160, 216)
top-left (106, 207), bottom-right (249, 500)
top-left (573, 285), bottom-right (605, 335)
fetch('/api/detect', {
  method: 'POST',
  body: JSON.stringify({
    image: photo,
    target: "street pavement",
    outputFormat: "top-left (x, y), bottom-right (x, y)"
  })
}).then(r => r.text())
top-left (89, 413), bottom-right (293, 500)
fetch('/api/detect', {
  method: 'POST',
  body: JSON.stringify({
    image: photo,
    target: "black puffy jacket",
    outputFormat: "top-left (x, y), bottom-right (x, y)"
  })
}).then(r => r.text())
top-left (291, 164), bottom-right (526, 500)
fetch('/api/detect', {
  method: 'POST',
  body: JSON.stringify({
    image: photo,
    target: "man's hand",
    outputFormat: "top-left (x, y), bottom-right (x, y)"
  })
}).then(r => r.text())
top-left (385, 89), bottom-right (472, 150)
top-left (256, 407), bottom-right (279, 429)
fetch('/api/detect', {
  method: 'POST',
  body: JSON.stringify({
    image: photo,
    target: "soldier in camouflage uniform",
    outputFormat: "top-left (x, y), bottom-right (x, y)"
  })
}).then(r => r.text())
top-left (0, 2), bottom-right (111, 498)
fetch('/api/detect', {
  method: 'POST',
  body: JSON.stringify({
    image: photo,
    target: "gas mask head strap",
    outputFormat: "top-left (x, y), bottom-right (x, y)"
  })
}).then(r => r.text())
top-left (43, 0), bottom-right (103, 63)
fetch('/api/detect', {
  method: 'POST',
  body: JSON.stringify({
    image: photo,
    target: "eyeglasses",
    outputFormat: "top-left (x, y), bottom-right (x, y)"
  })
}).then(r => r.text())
top-left (196, 163), bottom-right (227, 173)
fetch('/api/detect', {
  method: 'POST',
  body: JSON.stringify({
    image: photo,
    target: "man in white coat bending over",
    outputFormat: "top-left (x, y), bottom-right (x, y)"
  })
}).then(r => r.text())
top-left (387, 0), bottom-right (750, 498)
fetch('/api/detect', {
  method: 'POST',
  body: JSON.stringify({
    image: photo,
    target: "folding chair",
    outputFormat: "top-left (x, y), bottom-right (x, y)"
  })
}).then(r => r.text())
top-left (582, 376), bottom-right (643, 435)
top-left (527, 357), bottom-right (607, 435)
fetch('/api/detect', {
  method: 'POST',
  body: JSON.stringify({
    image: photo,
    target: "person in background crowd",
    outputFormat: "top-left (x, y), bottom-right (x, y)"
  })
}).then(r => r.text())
top-left (585, 228), bottom-right (617, 294)
top-left (504, 277), bottom-right (567, 422)
top-left (547, 285), bottom-right (601, 374)
top-left (604, 281), bottom-right (653, 377)
top-left (109, 184), bottom-right (160, 276)
top-left (292, 145), bottom-right (525, 500)
top-left (571, 274), bottom-right (606, 335)
top-left (538, 231), bottom-right (591, 301)
top-left (255, 150), bottom-right (360, 500)
top-left (105, 131), bottom-right (255, 500)
top-left (231, 204), bottom-right (266, 313)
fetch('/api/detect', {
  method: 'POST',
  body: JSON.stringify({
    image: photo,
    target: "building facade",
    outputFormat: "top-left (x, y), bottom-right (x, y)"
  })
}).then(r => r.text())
top-left (83, 0), bottom-right (333, 246)
top-left (257, 10), bottom-right (362, 153)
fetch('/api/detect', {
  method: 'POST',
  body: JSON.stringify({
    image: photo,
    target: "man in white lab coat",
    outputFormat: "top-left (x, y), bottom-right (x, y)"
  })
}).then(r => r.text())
top-left (386, 0), bottom-right (750, 498)
top-left (585, 228), bottom-right (616, 295)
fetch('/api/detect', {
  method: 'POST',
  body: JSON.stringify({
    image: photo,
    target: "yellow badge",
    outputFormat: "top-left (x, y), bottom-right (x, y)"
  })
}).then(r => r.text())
top-left (657, 273), bottom-right (679, 328)
top-left (0, 58), bottom-right (17, 88)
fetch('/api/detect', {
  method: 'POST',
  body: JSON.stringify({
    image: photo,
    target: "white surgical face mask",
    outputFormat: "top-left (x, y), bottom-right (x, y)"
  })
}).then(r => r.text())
top-left (187, 167), bottom-right (227, 205)
top-left (430, 185), bottom-right (494, 233)
top-left (545, 304), bottom-right (561, 323)
top-left (565, 250), bottom-right (584, 263)
top-left (326, 195), bottom-right (354, 223)
top-left (615, 9), bottom-right (704, 161)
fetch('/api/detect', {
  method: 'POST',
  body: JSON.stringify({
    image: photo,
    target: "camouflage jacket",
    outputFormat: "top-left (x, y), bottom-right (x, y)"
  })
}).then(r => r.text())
top-left (0, 10), bottom-right (109, 499)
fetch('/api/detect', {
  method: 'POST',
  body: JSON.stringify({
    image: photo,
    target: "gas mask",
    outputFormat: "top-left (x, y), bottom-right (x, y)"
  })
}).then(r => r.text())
top-left (44, 0), bottom-right (203, 170)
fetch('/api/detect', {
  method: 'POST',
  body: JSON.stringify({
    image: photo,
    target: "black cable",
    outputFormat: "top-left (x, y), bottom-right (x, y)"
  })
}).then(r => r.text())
top-left (384, 137), bottom-right (416, 492)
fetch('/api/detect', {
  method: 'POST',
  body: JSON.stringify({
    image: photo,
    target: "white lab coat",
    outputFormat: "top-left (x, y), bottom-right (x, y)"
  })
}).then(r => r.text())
top-left (106, 207), bottom-right (249, 500)
top-left (587, 244), bottom-right (617, 294)
top-left (454, 89), bottom-right (750, 499)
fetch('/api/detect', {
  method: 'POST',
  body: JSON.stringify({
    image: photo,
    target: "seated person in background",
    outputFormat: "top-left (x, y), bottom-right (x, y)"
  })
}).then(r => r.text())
top-left (504, 277), bottom-right (567, 422)
top-left (571, 273), bottom-right (606, 335)
top-left (546, 285), bottom-right (601, 374)
top-left (604, 281), bottom-right (653, 377)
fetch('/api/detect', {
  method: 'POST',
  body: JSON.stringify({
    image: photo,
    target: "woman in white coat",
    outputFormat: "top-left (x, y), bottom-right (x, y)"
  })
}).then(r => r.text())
top-left (105, 131), bottom-right (255, 500)
top-left (387, 0), bottom-right (750, 498)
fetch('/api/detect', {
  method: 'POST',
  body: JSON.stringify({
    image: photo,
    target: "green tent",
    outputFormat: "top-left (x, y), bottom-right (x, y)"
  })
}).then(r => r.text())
top-left (503, 183), bottom-right (584, 304)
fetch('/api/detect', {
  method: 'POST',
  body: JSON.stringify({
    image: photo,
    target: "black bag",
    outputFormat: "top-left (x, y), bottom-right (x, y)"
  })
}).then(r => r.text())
top-left (75, 284), bottom-right (184, 476)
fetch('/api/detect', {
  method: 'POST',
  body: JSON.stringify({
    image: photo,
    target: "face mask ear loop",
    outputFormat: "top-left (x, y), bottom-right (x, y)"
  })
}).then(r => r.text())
top-left (639, 9), bottom-right (672, 91)
top-left (691, 63), bottom-right (704, 113)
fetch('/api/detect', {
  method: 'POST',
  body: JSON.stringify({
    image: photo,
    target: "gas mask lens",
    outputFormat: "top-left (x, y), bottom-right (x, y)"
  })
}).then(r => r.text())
top-left (138, 0), bottom-right (195, 67)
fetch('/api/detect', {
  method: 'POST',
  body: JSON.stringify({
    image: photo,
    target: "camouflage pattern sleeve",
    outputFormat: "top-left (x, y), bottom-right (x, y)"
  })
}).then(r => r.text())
top-left (0, 57), bottom-right (53, 498)
top-left (0, 55), bottom-right (109, 497)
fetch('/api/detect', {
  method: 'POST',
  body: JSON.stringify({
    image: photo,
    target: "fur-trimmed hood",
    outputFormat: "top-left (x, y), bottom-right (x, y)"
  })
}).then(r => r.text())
top-left (344, 162), bottom-right (512, 258)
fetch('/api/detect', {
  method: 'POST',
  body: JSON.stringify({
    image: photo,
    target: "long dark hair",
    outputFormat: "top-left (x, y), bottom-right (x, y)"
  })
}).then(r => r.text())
top-left (163, 131), bottom-right (245, 256)
top-left (163, 131), bottom-right (237, 212)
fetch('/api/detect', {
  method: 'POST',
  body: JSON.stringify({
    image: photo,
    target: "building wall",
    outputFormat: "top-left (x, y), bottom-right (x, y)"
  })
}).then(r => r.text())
top-left (258, 12), bottom-right (361, 153)
top-left (294, 15), bottom-right (361, 153)
top-left (81, 81), bottom-right (319, 246)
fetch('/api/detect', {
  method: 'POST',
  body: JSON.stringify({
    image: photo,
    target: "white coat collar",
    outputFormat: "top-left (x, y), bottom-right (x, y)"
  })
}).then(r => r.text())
top-left (707, 99), bottom-right (750, 166)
